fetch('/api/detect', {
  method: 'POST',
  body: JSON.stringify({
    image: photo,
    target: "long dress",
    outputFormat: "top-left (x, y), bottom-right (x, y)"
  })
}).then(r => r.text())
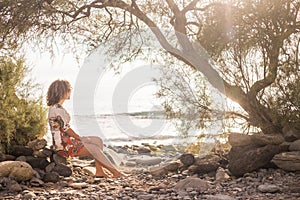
top-left (48, 103), bottom-right (84, 156)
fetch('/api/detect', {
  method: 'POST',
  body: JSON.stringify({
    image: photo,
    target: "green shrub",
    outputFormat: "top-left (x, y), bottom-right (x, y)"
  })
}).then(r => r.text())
top-left (0, 56), bottom-right (47, 153)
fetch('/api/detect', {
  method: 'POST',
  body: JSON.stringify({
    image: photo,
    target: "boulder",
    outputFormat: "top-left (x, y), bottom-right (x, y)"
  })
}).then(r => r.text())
top-left (188, 155), bottom-right (220, 175)
top-left (27, 139), bottom-right (47, 151)
top-left (0, 161), bottom-right (33, 182)
top-left (0, 153), bottom-right (15, 162)
top-left (228, 144), bottom-right (281, 177)
top-left (9, 145), bottom-right (33, 157)
top-left (272, 151), bottom-right (300, 171)
top-left (52, 163), bottom-right (72, 177)
top-left (228, 133), bottom-right (254, 147)
top-left (229, 133), bottom-right (284, 147)
top-left (289, 139), bottom-right (300, 151)
top-left (25, 156), bottom-right (50, 169)
top-left (282, 127), bottom-right (300, 142)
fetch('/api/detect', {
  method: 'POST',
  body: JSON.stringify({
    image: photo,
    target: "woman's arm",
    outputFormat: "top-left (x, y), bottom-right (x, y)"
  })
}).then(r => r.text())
top-left (64, 128), bottom-right (81, 140)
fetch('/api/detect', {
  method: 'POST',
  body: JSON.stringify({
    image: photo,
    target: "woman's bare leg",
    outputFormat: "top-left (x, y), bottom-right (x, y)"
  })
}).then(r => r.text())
top-left (75, 146), bottom-right (110, 178)
top-left (80, 136), bottom-right (126, 177)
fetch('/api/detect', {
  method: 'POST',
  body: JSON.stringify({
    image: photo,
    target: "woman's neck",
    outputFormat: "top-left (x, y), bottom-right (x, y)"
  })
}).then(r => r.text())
top-left (58, 99), bottom-right (65, 106)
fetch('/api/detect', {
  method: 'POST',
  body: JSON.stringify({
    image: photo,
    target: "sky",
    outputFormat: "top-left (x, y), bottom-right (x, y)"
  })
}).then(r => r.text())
top-left (26, 47), bottom-right (162, 116)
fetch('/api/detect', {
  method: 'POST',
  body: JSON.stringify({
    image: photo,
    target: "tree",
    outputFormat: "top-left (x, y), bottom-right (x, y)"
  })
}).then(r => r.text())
top-left (0, 57), bottom-right (47, 152)
top-left (19, 0), bottom-right (300, 135)
top-left (0, 1), bottom-right (50, 152)
top-left (0, 0), bottom-right (52, 53)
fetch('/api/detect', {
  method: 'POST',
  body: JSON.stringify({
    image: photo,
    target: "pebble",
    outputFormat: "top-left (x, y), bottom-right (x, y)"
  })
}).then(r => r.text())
top-left (0, 170), bottom-right (300, 200)
top-left (0, 144), bottom-right (299, 200)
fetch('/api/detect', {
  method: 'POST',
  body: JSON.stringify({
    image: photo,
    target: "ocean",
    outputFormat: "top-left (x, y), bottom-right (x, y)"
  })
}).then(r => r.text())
top-left (34, 47), bottom-right (224, 149)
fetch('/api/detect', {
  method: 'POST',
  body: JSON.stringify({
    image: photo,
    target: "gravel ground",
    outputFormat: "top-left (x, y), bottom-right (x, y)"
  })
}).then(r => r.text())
top-left (1, 167), bottom-right (300, 200)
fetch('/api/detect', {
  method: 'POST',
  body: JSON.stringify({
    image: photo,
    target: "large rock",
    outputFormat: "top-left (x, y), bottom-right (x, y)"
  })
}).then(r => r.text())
top-left (272, 151), bottom-right (300, 171)
top-left (0, 153), bottom-right (15, 162)
top-left (25, 156), bottom-right (50, 169)
top-left (0, 161), bottom-right (34, 181)
top-left (9, 145), bottom-right (33, 157)
top-left (289, 139), bottom-right (300, 151)
top-left (282, 127), bottom-right (300, 142)
top-left (52, 163), bottom-right (72, 177)
top-left (229, 133), bottom-right (284, 147)
top-left (27, 139), bottom-right (47, 151)
top-left (188, 154), bottom-right (220, 175)
top-left (228, 144), bottom-right (281, 177)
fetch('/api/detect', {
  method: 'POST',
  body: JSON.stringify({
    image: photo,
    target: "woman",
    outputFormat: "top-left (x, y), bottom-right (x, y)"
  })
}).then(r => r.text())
top-left (47, 79), bottom-right (125, 178)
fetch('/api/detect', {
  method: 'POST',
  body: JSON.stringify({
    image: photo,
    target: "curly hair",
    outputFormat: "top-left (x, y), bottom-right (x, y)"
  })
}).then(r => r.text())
top-left (47, 80), bottom-right (71, 106)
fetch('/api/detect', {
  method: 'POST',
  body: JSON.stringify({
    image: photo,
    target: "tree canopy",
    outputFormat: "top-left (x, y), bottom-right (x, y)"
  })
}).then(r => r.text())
top-left (2, 0), bottom-right (300, 136)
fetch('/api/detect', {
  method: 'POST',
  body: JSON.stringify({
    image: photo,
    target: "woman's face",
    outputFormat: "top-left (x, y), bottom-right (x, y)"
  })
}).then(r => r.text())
top-left (65, 85), bottom-right (72, 100)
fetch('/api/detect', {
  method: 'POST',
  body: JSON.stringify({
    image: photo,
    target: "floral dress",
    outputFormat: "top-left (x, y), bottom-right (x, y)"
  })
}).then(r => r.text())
top-left (48, 104), bottom-right (84, 157)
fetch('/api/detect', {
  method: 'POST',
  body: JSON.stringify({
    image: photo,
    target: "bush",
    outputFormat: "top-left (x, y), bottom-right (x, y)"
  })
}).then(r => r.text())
top-left (0, 56), bottom-right (47, 153)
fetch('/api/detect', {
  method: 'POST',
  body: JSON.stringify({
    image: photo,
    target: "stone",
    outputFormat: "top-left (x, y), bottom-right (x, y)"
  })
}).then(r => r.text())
top-left (0, 161), bottom-right (34, 182)
top-left (164, 161), bottom-right (180, 172)
top-left (228, 133), bottom-right (284, 147)
top-left (8, 182), bottom-right (22, 192)
top-left (43, 172), bottom-right (60, 183)
top-left (215, 167), bottom-right (230, 183)
top-left (150, 166), bottom-right (168, 177)
top-left (33, 150), bottom-right (48, 158)
top-left (272, 151), bottom-right (300, 171)
top-left (23, 191), bottom-right (37, 199)
top-left (136, 146), bottom-right (151, 154)
top-left (125, 161), bottom-right (136, 167)
top-left (188, 155), bottom-right (220, 175)
top-left (52, 163), bottom-right (72, 177)
top-left (289, 139), bottom-right (300, 151)
top-left (282, 127), bottom-right (300, 142)
top-left (69, 182), bottom-right (88, 189)
top-left (257, 184), bottom-right (280, 193)
top-left (251, 134), bottom-right (284, 146)
top-left (42, 148), bottom-right (54, 157)
top-left (228, 144), bottom-right (281, 177)
top-left (174, 177), bottom-right (208, 191)
top-left (82, 166), bottom-right (96, 176)
top-left (0, 153), bottom-right (15, 162)
top-left (25, 156), bottom-right (50, 169)
top-left (52, 153), bottom-right (67, 165)
top-left (228, 133), bottom-right (254, 147)
top-left (9, 145), bottom-right (33, 157)
top-left (203, 194), bottom-right (236, 200)
top-left (45, 162), bottom-right (56, 173)
top-left (30, 177), bottom-right (44, 187)
top-left (179, 153), bottom-right (195, 167)
top-left (15, 156), bottom-right (27, 162)
top-left (135, 156), bottom-right (163, 166)
top-left (27, 138), bottom-right (47, 151)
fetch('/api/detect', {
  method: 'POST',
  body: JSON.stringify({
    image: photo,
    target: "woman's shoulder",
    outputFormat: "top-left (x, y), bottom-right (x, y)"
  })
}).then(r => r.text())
top-left (49, 104), bottom-right (64, 113)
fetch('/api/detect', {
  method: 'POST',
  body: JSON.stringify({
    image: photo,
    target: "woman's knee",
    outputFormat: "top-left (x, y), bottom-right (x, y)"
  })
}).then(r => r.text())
top-left (93, 136), bottom-right (103, 147)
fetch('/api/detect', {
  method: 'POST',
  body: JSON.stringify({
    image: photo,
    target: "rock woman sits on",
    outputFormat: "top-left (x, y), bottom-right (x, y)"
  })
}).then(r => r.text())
top-left (47, 79), bottom-right (126, 178)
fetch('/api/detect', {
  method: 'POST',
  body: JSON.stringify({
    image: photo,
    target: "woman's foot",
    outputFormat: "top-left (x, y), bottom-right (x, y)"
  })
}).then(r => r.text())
top-left (111, 171), bottom-right (129, 178)
top-left (94, 172), bottom-right (110, 178)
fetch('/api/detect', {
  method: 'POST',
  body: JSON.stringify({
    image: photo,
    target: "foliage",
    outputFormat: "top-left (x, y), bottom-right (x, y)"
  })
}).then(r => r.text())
top-left (0, 57), bottom-right (47, 153)
top-left (0, 0), bottom-right (52, 54)
top-left (156, 60), bottom-right (219, 136)
top-left (2, 0), bottom-right (300, 136)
